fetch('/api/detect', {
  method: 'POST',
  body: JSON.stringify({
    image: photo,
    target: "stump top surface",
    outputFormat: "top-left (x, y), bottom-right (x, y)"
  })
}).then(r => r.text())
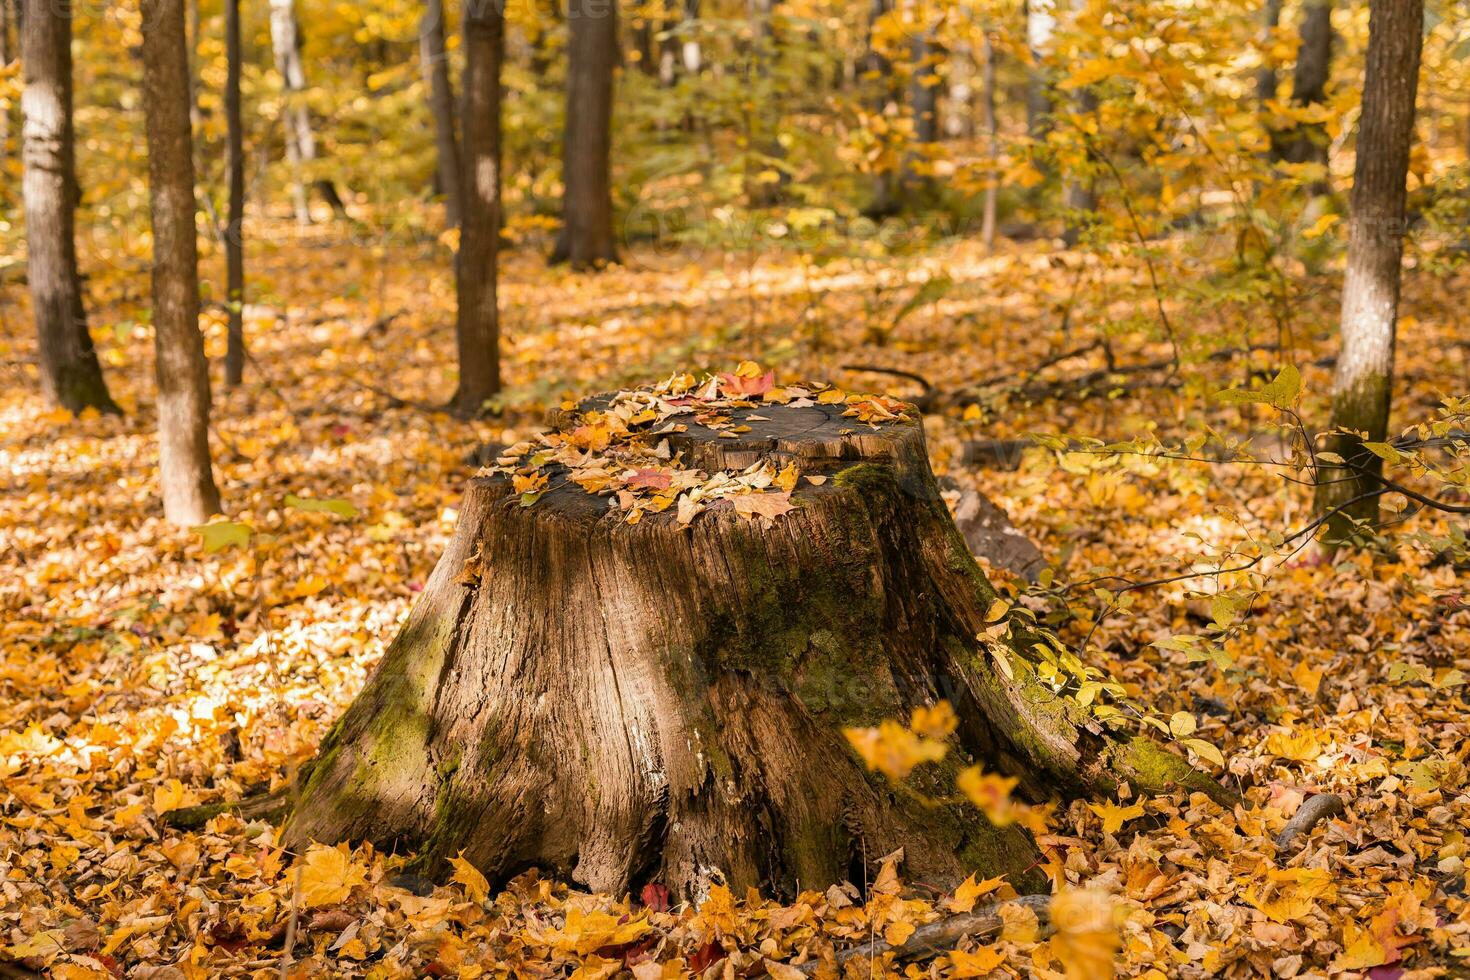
top-left (483, 371), bottom-right (925, 525)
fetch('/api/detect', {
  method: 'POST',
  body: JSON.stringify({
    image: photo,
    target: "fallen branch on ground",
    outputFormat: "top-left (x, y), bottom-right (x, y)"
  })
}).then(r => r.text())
top-left (791, 894), bottom-right (1053, 974)
top-left (162, 785), bottom-right (293, 830)
top-left (1275, 793), bottom-right (1345, 850)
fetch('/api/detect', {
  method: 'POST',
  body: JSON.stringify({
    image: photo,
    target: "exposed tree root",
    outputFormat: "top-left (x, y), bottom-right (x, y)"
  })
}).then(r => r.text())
top-left (790, 894), bottom-right (1053, 974)
top-left (1274, 793), bottom-right (1345, 850)
top-left (161, 785), bottom-right (293, 830)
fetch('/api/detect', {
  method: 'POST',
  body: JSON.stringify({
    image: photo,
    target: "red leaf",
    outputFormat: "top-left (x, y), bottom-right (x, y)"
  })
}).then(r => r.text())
top-left (628, 468), bottom-right (673, 490)
top-left (689, 938), bottom-right (726, 972)
top-left (640, 882), bottom-right (671, 912)
top-left (719, 371), bottom-right (775, 396)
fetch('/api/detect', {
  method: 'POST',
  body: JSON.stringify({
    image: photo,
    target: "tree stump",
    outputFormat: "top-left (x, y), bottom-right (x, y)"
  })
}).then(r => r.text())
top-left (284, 375), bottom-right (1229, 901)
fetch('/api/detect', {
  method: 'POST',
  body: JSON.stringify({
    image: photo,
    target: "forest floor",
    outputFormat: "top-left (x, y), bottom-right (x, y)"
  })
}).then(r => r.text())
top-left (3, 222), bottom-right (1470, 978)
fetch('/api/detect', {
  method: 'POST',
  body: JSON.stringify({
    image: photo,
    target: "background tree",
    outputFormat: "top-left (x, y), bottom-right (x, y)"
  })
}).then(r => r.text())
top-left (1, 0), bottom-right (12, 181)
top-left (141, 0), bottom-right (221, 524)
top-left (1254, 0), bottom-right (1284, 107)
top-left (1272, 0), bottom-right (1333, 190)
top-left (420, 0), bottom-right (462, 228)
top-left (550, 0), bottom-right (619, 268)
top-left (1314, 0), bottom-right (1424, 543)
top-left (20, 0), bottom-right (118, 415)
top-left (223, 0), bottom-right (246, 387)
top-left (1024, 0), bottom-right (1056, 140)
top-left (268, 0), bottom-right (348, 223)
top-left (450, 0), bottom-right (505, 415)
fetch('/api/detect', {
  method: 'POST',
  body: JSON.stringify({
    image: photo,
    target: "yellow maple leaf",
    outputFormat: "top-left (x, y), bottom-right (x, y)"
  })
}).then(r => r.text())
top-left (946, 873), bottom-right (1004, 913)
top-left (1330, 921), bottom-right (1389, 971)
top-left (1088, 800), bottom-right (1147, 835)
top-left (290, 575), bottom-right (329, 599)
top-left (910, 700), bottom-right (958, 739)
top-left (299, 843), bottom-right (369, 908)
top-left (449, 850), bottom-right (489, 903)
top-left (151, 778), bottom-right (198, 815)
top-left (1244, 867), bottom-right (1337, 923)
top-left (1050, 889), bottom-right (1120, 980)
top-left (1264, 730), bottom-right (1328, 762)
top-left (956, 766), bottom-right (1018, 826)
top-left (883, 919), bottom-right (916, 946)
top-left (947, 945), bottom-right (1006, 977)
top-left (845, 720), bottom-right (947, 780)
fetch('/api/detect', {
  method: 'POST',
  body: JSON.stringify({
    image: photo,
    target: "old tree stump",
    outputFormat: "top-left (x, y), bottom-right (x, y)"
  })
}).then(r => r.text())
top-left (284, 372), bottom-right (1230, 900)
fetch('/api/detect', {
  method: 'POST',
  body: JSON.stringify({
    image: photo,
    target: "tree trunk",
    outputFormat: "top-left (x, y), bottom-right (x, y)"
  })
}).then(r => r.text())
top-left (1061, 85), bottom-right (1098, 247)
top-left (1024, 0), bottom-right (1056, 141)
top-left (744, 0), bottom-right (787, 209)
top-left (141, 0), bottom-right (222, 525)
top-left (223, 0), bottom-right (246, 387)
top-left (1314, 0), bottom-right (1422, 544)
top-left (864, 0), bottom-right (900, 217)
top-left (550, 0), bottom-right (619, 268)
top-left (1273, 0), bottom-right (1333, 190)
top-left (1, 0), bottom-right (11, 188)
top-left (449, 0), bottom-right (503, 415)
top-left (897, 21), bottom-right (940, 207)
top-left (20, 0), bottom-right (119, 414)
top-left (420, 0), bottom-right (462, 228)
top-left (286, 391), bottom-right (1230, 901)
top-left (268, 0), bottom-right (347, 224)
top-left (980, 31), bottom-right (998, 251)
top-left (1254, 0), bottom-right (1283, 107)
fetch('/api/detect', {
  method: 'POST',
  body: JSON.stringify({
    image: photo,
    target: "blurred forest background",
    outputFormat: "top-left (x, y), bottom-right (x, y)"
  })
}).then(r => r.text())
top-left (4, 0), bottom-right (1470, 976)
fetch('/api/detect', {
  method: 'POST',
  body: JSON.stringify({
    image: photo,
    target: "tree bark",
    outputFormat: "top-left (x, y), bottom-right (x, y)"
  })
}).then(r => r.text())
top-left (1272, 0), bottom-right (1333, 189)
top-left (286, 393), bottom-right (1230, 901)
top-left (420, 0), bottom-right (462, 228)
top-left (268, 0), bottom-right (347, 224)
top-left (449, 0), bottom-right (504, 415)
top-left (20, 0), bottom-right (119, 414)
top-left (1314, 0), bottom-right (1423, 544)
top-left (1, 0), bottom-right (11, 186)
top-left (743, 0), bottom-right (787, 208)
top-left (1062, 84), bottom-right (1098, 247)
top-left (864, 0), bottom-right (900, 217)
top-left (223, 0), bottom-right (246, 387)
top-left (550, 0), bottom-right (619, 268)
top-left (1024, 0), bottom-right (1056, 141)
top-left (1254, 0), bottom-right (1283, 107)
top-left (980, 31), bottom-right (998, 250)
top-left (141, 0), bottom-right (222, 525)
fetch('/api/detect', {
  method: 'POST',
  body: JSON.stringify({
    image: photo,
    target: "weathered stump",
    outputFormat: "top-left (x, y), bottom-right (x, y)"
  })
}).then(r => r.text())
top-left (285, 376), bottom-right (1228, 900)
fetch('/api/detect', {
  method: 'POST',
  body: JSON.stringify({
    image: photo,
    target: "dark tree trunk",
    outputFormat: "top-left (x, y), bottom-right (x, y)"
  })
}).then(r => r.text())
top-left (744, 0), bottom-right (787, 208)
top-left (1, 0), bottom-right (11, 185)
top-left (864, 0), bottom-right (900, 217)
top-left (420, 0), bottom-right (462, 228)
top-left (550, 0), bottom-right (619, 268)
top-left (1272, 0), bottom-right (1333, 188)
top-left (223, 0), bottom-right (246, 387)
top-left (910, 30), bottom-right (939, 146)
top-left (1314, 0), bottom-right (1423, 544)
top-left (268, 0), bottom-right (347, 223)
top-left (1254, 0), bottom-right (1283, 106)
top-left (20, 0), bottom-right (119, 414)
top-left (1062, 84), bottom-right (1098, 247)
top-left (980, 31), bottom-right (998, 250)
top-left (449, 0), bottom-right (503, 415)
top-left (286, 393), bottom-right (1230, 901)
top-left (141, 0), bottom-right (222, 525)
top-left (631, 9), bottom-right (656, 75)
